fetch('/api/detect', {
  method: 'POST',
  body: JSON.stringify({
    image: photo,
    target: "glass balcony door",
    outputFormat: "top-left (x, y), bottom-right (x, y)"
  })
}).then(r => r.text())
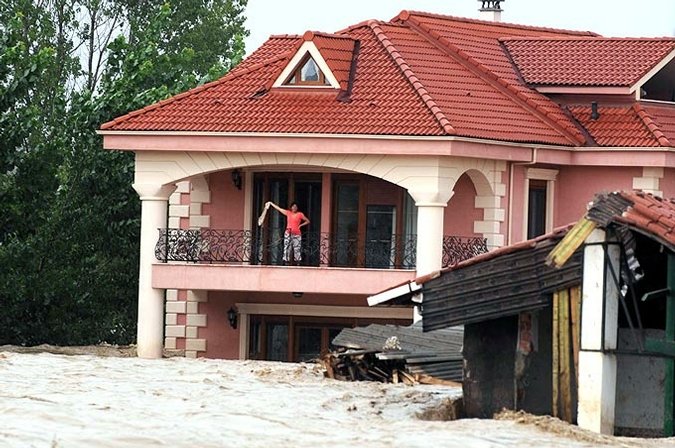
top-left (253, 173), bottom-right (322, 266)
top-left (365, 205), bottom-right (396, 268)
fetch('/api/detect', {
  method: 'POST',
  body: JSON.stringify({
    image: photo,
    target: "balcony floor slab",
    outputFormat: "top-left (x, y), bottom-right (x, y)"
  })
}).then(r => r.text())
top-left (152, 263), bottom-right (416, 295)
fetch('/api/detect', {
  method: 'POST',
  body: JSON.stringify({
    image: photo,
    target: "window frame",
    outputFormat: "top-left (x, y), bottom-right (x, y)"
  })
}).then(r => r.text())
top-left (283, 54), bottom-right (329, 86)
top-left (523, 168), bottom-right (558, 241)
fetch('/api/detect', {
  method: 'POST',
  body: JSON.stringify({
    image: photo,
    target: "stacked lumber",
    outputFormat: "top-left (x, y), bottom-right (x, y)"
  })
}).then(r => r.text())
top-left (320, 349), bottom-right (460, 386)
top-left (323, 323), bottom-right (464, 383)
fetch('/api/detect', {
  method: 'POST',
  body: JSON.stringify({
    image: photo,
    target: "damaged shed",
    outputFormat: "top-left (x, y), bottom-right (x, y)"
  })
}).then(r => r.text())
top-left (369, 190), bottom-right (675, 438)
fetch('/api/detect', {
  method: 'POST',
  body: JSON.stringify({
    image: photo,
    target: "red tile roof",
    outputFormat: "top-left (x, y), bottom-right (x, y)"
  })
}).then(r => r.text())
top-left (100, 10), bottom-right (675, 148)
top-left (610, 191), bottom-right (675, 250)
top-left (567, 104), bottom-right (672, 147)
top-left (642, 103), bottom-right (675, 145)
top-left (307, 32), bottom-right (356, 91)
top-left (502, 38), bottom-right (675, 87)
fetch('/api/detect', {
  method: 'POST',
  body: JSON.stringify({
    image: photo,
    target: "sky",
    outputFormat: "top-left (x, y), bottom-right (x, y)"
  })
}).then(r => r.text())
top-left (243, 0), bottom-right (675, 55)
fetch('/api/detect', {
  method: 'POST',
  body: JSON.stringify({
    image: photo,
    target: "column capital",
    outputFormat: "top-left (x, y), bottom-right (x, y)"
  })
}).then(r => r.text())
top-left (407, 188), bottom-right (454, 206)
top-left (133, 183), bottom-right (176, 201)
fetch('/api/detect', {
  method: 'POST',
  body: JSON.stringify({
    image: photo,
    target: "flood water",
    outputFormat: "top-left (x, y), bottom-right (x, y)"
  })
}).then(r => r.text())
top-left (0, 351), bottom-right (671, 447)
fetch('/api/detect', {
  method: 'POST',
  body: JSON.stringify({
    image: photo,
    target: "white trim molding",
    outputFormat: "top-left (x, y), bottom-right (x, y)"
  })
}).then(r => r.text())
top-left (272, 41), bottom-right (341, 89)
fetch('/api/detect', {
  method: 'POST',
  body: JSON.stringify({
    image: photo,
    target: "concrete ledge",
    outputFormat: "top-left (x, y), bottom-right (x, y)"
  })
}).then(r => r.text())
top-left (152, 264), bottom-right (416, 295)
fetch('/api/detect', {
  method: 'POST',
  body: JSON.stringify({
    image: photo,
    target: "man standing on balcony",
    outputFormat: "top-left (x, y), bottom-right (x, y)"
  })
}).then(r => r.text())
top-left (266, 201), bottom-right (310, 264)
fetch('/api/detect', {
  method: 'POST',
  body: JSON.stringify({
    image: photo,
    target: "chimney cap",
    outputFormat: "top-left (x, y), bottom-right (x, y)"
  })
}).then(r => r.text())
top-left (479, 0), bottom-right (504, 11)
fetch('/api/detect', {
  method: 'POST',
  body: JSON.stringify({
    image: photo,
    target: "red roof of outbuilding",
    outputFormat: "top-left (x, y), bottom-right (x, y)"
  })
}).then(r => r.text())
top-left (100, 11), bottom-right (675, 148)
top-left (617, 191), bottom-right (675, 249)
top-left (502, 38), bottom-right (675, 87)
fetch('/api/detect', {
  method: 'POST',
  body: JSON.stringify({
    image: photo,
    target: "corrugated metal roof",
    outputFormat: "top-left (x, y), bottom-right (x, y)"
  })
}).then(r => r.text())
top-left (423, 236), bottom-right (582, 332)
top-left (331, 323), bottom-right (464, 381)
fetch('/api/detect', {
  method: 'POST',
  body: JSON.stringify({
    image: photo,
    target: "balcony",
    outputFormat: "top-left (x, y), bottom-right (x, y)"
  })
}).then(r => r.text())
top-left (154, 229), bottom-right (488, 269)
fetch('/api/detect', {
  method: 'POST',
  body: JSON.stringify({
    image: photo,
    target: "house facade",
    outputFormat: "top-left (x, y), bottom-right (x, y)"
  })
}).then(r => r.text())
top-left (100, 10), bottom-right (675, 360)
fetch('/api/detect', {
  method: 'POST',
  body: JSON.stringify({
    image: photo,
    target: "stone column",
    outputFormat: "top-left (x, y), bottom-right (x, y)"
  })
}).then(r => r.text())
top-left (577, 229), bottom-right (620, 434)
top-left (133, 183), bottom-right (176, 359)
top-left (407, 185), bottom-right (454, 323)
top-left (415, 203), bottom-right (446, 276)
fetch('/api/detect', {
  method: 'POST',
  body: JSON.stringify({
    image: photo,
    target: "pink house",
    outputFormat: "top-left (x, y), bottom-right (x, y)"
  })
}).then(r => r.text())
top-left (100, 9), bottom-right (675, 360)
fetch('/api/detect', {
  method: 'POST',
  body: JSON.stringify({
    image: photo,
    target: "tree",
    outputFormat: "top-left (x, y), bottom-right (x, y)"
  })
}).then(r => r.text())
top-left (0, 0), bottom-right (249, 345)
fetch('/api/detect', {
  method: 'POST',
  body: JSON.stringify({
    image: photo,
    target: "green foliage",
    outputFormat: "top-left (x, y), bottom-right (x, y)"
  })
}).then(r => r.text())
top-left (0, 0), bottom-right (249, 345)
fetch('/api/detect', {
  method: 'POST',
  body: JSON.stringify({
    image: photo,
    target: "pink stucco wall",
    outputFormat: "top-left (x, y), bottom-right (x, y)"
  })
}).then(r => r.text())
top-left (661, 168), bottom-right (675, 198)
top-left (201, 291), bottom-right (384, 359)
top-left (444, 173), bottom-right (481, 236)
top-left (555, 166), bottom-right (640, 226)
top-left (509, 165), bottom-right (639, 243)
top-left (205, 170), bottom-right (246, 230)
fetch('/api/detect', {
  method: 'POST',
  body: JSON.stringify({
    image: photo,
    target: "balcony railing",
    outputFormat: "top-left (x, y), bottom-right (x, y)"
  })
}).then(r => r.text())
top-left (155, 228), bottom-right (487, 270)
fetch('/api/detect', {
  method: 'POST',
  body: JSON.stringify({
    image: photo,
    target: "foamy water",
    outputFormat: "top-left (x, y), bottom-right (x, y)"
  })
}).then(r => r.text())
top-left (0, 352), bottom-right (668, 447)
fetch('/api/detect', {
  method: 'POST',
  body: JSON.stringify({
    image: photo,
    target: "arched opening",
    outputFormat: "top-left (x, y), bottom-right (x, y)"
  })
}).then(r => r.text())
top-left (444, 172), bottom-right (482, 237)
top-left (162, 166), bottom-right (418, 270)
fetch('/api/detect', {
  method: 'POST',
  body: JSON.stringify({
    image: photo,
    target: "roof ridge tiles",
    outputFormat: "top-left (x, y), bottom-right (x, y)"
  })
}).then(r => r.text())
top-left (367, 20), bottom-right (455, 135)
top-left (633, 103), bottom-right (673, 147)
top-left (402, 14), bottom-right (585, 145)
top-left (100, 49), bottom-right (295, 130)
top-left (396, 10), bottom-right (599, 37)
top-left (500, 36), bottom-right (675, 42)
top-left (303, 30), bottom-right (353, 41)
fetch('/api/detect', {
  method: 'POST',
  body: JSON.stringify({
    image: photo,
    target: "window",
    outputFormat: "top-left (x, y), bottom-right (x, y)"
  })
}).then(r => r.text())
top-left (284, 55), bottom-right (329, 86)
top-left (527, 180), bottom-right (547, 239)
top-left (524, 168), bottom-right (558, 240)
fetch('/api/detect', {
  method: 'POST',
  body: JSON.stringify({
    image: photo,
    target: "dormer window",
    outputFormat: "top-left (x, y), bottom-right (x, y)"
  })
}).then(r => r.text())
top-left (285, 55), bottom-right (329, 86)
top-left (271, 33), bottom-right (346, 90)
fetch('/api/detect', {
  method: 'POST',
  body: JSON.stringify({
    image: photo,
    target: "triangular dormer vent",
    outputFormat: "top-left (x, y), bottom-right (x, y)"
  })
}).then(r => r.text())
top-left (272, 32), bottom-right (341, 89)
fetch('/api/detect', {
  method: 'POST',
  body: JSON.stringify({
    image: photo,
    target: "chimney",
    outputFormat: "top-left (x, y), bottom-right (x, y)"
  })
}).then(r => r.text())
top-left (591, 102), bottom-right (600, 120)
top-left (478, 0), bottom-right (504, 22)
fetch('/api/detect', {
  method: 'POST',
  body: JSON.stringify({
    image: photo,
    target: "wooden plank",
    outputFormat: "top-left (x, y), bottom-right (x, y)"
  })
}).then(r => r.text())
top-left (399, 370), bottom-right (417, 385)
top-left (415, 374), bottom-right (461, 387)
top-left (552, 290), bottom-right (559, 418)
top-left (570, 285), bottom-right (582, 386)
top-left (559, 289), bottom-right (573, 423)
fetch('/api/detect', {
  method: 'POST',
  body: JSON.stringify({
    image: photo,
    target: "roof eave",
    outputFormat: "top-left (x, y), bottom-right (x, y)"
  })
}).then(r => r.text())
top-left (535, 86), bottom-right (632, 95)
top-left (630, 47), bottom-right (675, 99)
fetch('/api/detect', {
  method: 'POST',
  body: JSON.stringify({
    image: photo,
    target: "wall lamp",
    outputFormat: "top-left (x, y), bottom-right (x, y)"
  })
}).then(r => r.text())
top-left (231, 169), bottom-right (242, 190)
top-left (292, 292), bottom-right (304, 298)
top-left (227, 306), bottom-right (238, 329)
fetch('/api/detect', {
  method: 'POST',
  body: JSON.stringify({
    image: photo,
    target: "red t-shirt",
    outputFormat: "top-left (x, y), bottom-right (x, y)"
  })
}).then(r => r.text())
top-left (285, 211), bottom-right (306, 235)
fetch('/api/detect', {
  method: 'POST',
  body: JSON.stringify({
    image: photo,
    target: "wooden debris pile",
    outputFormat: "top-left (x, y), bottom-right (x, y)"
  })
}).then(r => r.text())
top-left (320, 323), bottom-right (464, 384)
top-left (320, 349), bottom-right (460, 386)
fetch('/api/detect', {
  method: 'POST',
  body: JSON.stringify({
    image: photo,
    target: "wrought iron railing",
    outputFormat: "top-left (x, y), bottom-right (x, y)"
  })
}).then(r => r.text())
top-left (442, 235), bottom-right (489, 267)
top-left (155, 228), bottom-right (487, 269)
